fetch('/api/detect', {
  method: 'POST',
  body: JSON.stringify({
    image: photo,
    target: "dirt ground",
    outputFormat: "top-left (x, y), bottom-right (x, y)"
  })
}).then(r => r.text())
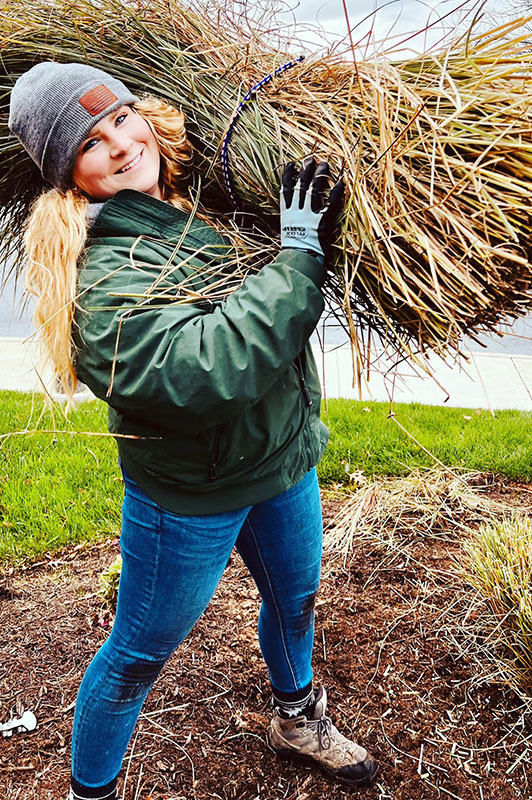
top-left (1, 481), bottom-right (532, 800)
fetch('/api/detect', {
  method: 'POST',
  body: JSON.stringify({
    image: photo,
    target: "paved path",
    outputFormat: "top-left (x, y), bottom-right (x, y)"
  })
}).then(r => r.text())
top-left (1, 337), bottom-right (531, 410)
top-left (2, 271), bottom-right (531, 408)
top-left (0, 338), bottom-right (53, 393)
top-left (318, 345), bottom-right (532, 411)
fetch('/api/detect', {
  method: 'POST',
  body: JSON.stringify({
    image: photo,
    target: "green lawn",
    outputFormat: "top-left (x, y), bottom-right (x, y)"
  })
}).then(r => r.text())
top-left (0, 392), bottom-right (122, 563)
top-left (1, 390), bottom-right (531, 563)
top-left (320, 398), bottom-right (532, 484)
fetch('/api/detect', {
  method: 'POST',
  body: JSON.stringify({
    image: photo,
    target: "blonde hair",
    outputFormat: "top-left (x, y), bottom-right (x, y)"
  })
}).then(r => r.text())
top-left (24, 96), bottom-right (206, 404)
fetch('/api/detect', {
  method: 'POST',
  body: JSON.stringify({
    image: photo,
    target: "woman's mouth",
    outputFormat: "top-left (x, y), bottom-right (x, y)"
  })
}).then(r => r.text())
top-left (116, 150), bottom-right (143, 174)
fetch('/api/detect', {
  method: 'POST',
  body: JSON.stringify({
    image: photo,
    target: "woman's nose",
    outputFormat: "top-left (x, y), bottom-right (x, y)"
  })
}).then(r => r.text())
top-left (109, 133), bottom-right (131, 158)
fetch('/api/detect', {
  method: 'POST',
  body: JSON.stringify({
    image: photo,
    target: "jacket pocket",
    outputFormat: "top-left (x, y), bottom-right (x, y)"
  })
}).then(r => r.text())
top-left (293, 355), bottom-right (313, 408)
top-left (208, 422), bottom-right (225, 482)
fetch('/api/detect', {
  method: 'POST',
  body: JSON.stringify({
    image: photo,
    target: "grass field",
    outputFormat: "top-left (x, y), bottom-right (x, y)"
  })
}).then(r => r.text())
top-left (1, 390), bottom-right (531, 563)
top-left (320, 398), bottom-right (532, 484)
top-left (0, 393), bottom-right (122, 563)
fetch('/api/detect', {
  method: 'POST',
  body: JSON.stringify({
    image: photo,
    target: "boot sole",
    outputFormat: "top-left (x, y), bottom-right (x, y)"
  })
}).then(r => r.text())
top-left (269, 738), bottom-right (378, 788)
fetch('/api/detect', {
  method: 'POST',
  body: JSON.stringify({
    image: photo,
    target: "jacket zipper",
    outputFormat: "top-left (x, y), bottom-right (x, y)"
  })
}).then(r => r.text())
top-left (294, 355), bottom-right (313, 407)
top-left (209, 424), bottom-right (224, 482)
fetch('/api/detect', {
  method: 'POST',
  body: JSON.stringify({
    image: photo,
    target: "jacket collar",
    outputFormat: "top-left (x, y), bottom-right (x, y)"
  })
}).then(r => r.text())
top-left (89, 189), bottom-right (193, 239)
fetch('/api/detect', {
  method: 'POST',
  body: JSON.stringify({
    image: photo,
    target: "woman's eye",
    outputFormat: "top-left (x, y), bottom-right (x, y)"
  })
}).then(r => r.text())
top-left (116, 113), bottom-right (127, 125)
top-left (82, 138), bottom-right (99, 153)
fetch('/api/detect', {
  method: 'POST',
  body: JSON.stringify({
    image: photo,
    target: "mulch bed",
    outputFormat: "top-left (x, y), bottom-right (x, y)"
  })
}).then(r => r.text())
top-left (1, 481), bottom-right (532, 800)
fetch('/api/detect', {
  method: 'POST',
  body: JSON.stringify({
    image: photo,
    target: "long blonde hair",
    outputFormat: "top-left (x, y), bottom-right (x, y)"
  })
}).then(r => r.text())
top-left (24, 96), bottom-right (204, 403)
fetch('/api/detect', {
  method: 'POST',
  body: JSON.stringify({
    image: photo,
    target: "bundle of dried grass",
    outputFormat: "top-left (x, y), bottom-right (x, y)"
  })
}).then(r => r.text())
top-left (1, 0), bottom-right (532, 366)
top-left (323, 468), bottom-right (493, 562)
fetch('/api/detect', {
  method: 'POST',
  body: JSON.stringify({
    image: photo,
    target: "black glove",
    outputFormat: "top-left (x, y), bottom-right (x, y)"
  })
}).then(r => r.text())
top-left (280, 156), bottom-right (345, 259)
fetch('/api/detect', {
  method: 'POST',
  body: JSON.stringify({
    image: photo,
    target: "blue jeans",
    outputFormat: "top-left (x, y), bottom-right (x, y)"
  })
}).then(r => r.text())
top-left (71, 468), bottom-right (323, 790)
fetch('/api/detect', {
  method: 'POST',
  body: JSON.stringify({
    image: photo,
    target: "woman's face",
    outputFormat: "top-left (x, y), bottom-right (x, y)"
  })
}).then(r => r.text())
top-left (72, 106), bottom-right (162, 201)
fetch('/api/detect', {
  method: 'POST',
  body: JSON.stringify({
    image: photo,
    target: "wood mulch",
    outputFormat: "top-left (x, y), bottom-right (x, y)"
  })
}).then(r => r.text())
top-left (1, 480), bottom-right (532, 800)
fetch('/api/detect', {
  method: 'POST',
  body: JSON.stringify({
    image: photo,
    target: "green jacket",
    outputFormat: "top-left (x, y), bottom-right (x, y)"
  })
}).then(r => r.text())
top-left (74, 189), bottom-right (329, 514)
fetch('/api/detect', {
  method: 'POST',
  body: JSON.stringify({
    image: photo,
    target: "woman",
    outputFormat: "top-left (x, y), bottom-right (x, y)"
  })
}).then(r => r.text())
top-left (9, 61), bottom-right (377, 799)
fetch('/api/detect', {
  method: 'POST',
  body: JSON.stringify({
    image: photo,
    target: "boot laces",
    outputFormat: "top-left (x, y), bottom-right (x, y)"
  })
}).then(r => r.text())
top-left (309, 714), bottom-right (333, 751)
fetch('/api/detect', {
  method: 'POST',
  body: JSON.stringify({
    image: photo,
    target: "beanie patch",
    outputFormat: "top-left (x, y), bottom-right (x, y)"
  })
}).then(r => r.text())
top-left (80, 85), bottom-right (119, 116)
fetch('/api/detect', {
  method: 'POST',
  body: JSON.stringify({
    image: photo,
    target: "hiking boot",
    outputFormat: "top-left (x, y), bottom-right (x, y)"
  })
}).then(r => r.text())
top-left (268, 686), bottom-right (377, 788)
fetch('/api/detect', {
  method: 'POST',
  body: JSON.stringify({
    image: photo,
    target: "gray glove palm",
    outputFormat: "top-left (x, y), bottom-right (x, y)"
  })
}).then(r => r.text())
top-left (280, 157), bottom-right (345, 259)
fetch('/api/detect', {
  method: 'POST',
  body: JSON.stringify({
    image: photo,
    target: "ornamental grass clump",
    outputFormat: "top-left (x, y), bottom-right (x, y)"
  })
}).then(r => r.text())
top-left (323, 467), bottom-right (492, 561)
top-left (464, 515), bottom-right (532, 698)
top-left (2, 0), bottom-right (532, 370)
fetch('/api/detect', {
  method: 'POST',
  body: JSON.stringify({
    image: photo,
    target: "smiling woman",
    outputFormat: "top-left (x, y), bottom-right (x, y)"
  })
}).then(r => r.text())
top-left (6, 59), bottom-right (377, 800)
top-left (72, 106), bottom-right (163, 201)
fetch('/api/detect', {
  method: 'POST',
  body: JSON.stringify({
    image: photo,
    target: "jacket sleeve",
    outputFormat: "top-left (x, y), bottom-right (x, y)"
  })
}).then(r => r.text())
top-left (74, 247), bottom-right (325, 433)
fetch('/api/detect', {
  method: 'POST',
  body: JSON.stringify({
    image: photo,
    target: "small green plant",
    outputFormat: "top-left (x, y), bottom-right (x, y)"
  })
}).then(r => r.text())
top-left (98, 555), bottom-right (123, 609)
top-left (466, 515), bottom-right (532, 696)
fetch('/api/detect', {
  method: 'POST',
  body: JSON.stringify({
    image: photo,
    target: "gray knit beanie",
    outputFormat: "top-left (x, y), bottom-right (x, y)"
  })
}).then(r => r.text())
top-left (8, 62), bottom-right (140, 189)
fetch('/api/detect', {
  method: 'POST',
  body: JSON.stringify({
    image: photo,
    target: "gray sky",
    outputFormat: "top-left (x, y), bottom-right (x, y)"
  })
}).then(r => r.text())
top-left (274, 0), bottom-right (506, 55)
